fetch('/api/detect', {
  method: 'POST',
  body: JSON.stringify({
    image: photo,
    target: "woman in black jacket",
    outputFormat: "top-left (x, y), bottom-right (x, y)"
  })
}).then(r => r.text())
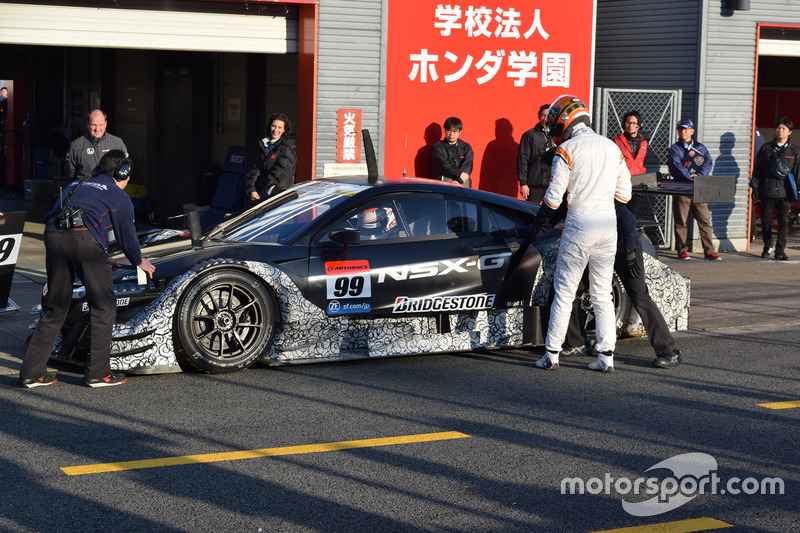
top-left (244, 113), bottom-right (297, 207)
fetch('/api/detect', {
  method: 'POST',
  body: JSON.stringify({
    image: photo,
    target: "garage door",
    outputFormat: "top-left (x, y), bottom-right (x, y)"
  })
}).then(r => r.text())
top-left (0, 2), bottom-right (296, 53)
top-left (759, 26), bottom-right (800, 57)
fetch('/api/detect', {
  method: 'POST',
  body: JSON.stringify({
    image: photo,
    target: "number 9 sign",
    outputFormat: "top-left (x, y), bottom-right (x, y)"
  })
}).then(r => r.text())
top-left (0, 235), bottom-right (21, 266)
top-left (0, 212), bottom-right (27, 310)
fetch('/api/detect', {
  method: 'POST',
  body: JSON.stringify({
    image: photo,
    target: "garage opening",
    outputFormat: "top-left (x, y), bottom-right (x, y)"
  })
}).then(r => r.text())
top-left (0, 1), bottom-right (313, 225)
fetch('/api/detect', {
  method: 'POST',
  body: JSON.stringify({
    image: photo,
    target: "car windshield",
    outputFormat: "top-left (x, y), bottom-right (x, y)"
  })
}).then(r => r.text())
top-left (223, 181), bottom-right (365, 243)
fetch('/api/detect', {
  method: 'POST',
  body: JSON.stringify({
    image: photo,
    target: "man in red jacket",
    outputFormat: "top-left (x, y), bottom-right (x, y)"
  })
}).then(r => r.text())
top-left (613, 110), bottom-right (648, 176)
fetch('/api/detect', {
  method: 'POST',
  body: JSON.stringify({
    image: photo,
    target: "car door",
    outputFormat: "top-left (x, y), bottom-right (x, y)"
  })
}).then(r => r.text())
top-left (306, 191), bottom-right (513, 317)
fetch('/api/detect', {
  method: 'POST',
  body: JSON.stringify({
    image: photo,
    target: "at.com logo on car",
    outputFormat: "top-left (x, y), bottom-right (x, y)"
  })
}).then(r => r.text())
top-left (560, 453), bottom-right (784, 517)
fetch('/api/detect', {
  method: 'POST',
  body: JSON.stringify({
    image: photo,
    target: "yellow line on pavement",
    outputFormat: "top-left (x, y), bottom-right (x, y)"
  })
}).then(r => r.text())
top-left (61, 431), bottom-right (470, 476)
top-left (592, 517), bottom-right (733, 533)
top-left (757, 399), bottom-right (800, 410)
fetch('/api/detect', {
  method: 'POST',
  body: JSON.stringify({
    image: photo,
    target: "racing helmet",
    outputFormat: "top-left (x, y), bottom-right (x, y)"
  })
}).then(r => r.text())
top-left (357, 206), bottom-right (396, 239)
top-left (546, 94), bottom-right (591, 145)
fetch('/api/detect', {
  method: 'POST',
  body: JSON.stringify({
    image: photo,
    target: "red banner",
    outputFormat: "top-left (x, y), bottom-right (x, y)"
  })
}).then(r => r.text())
top-left (385, 1), bottom-right (596, 196)
top-left (337, 108), bottom-right (362, 164)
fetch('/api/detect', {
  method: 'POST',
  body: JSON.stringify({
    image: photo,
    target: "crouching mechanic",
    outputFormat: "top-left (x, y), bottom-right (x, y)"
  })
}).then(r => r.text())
top-left (530, 95), bottom-right (632, 373)
top-left (561, 207), bottom-right (683, 369)
top-left (19, 150), bottom-right (155, 388)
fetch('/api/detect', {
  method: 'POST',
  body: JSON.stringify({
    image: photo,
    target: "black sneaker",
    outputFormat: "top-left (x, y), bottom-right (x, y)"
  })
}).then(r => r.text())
top-left (84, 373), bottom-right (127, 388)
top-left (653, 350), bottom-right (682, 369)
top-left (775, 252), bottom-right (789, 261)
top-left (762, 245), bottom-right (774, 258)
top-left (560, 344), bottom-right (588, 357)
top-left (18, 372), bottom-right (58, 388)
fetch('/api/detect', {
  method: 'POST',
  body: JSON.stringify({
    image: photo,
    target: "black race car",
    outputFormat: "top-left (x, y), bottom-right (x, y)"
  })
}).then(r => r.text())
top-left (39, 176), bottom-right (690, 374)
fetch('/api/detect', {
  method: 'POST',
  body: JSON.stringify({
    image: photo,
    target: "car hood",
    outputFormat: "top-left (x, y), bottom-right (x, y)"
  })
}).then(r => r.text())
top-left (111, 229), bottom-right (305, 285)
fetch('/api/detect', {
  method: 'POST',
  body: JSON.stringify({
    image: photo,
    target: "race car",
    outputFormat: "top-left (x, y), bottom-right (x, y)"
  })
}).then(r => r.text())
top-left (40, 176), bottom-right (690, 375)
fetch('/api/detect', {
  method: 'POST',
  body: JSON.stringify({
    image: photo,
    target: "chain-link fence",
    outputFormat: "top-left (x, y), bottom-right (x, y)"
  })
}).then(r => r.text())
top-left (594, 88), bottom-right (682, 248)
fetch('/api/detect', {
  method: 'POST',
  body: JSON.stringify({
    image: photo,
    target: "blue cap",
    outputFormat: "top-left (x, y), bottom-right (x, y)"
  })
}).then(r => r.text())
top-left (677, 119), bottom-right (694, 129)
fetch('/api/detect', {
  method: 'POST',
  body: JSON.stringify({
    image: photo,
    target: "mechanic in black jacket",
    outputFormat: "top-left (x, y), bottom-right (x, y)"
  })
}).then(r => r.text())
top-left (244, 113), bottom-right (297, 207)
top-left (432, 116), bottom-right (474, 187)
top-left (516, 104), bottom-right (553, 204)
top-left (751, 117), bottom-right (800, 261)
top-left (18, 150), bottom-right (155, 389)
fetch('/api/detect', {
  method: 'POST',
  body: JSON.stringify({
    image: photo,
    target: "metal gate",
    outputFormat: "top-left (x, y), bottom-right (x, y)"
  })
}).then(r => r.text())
top-left (593, 88), bottom-right (682, 249)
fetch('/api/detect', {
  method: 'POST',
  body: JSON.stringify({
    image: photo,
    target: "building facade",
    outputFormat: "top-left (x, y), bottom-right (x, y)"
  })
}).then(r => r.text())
top-left (595, 0), bottom-right (800, 251)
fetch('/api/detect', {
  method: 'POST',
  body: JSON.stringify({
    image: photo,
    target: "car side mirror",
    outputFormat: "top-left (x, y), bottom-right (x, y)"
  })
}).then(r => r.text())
top-left (328, 228), bottom-right (361, 245)
top-left (183, 203), bottom-right (203, 247)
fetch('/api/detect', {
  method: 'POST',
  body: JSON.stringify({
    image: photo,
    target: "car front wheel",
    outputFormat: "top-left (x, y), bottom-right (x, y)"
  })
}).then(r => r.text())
top-left (175, 269), bottom-right (276, 373)
top-left (579, 271), bottom-right (631, 338)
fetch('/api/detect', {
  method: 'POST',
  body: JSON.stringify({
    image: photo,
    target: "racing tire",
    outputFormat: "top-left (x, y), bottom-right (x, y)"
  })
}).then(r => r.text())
top-left (175, 269), bottom-right (276, 373)
top-left (579, 272), bottom-right (631, 339)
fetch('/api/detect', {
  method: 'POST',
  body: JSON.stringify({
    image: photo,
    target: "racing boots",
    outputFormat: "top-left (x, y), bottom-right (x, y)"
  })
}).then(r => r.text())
top-left (589, 351), bottom-right (614, 373)
top-left (534, 350), bottom-right (559, 370)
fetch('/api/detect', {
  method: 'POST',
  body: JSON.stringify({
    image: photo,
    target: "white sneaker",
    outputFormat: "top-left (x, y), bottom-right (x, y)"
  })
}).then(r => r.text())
top-left (535, 351), bottom-right (559, 370)
top-left (589, 353), bottom-right (614, 373)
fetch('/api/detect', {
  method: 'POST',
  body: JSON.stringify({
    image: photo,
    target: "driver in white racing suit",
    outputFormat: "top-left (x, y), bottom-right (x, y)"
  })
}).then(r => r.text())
top-left (530, 95), bottom-right (632, 373)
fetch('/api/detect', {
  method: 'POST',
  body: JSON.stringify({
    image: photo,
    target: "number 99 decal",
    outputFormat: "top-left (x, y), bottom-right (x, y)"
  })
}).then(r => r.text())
top-left (332, 275), bottom-right (366, 298)
top-left (325, 260), bottom-right (372, 299)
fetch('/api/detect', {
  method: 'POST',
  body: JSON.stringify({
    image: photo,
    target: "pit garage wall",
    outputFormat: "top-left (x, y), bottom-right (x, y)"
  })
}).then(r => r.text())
top-left (702, 3), bottom-right (800, 251)
top-left (597, 0), bottom-right (800, 252)
top-left (315, 0), bottom-right (384, 179)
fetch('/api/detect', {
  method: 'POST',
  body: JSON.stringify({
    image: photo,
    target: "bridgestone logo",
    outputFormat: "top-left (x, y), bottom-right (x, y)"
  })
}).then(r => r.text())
top-left (392, 293), bottom-right (495, 313)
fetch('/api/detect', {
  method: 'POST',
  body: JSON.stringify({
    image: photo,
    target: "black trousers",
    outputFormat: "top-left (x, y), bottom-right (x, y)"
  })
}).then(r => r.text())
top-left (760, 198), bottom-right (791, 254)
top-left (613, 241), bottom-right (675, 356)
top-left (20, 227), bottom-right (116, 380)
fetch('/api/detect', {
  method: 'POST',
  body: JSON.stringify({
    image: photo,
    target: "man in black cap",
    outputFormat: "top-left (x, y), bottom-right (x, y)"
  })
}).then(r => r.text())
top-left (19, 150), bottom-right (155, 388)
top-left (667, 119), bottom-right (720, 261)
